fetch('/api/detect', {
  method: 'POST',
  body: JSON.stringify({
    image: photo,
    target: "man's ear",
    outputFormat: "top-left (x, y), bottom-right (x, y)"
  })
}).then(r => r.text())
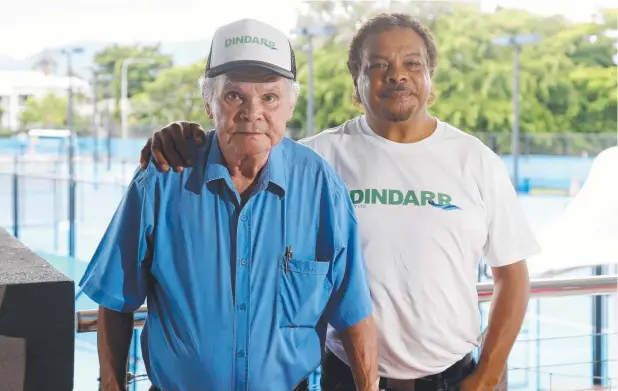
top-left (205, 102), bottom-right (213, 120)
top-left (354, 81), bottom-right (361, 103)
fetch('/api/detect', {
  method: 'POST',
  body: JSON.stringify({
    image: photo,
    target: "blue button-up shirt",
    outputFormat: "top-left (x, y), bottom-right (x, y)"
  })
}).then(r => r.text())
top-left (79, 132), bottom-right (373, 391)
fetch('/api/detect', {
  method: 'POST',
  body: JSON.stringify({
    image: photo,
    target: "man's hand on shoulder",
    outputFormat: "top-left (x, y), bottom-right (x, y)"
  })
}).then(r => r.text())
top-left (139, 121), bottom-right (207, 173)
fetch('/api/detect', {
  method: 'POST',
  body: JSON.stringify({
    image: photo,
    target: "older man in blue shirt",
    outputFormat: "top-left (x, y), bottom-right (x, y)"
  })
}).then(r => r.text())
top-left (79, 19), bottom-right (378, 391)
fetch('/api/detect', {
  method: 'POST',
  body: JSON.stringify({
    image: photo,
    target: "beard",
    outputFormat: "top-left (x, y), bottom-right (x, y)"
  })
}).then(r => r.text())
top-left (381, 103), bottom-right (414, 122)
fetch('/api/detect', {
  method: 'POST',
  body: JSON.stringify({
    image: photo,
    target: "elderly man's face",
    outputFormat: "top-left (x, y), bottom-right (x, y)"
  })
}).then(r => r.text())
top-left (208, 69), bottom-right (295, 157)
top-left (356, 28), bottom-right (432, 122)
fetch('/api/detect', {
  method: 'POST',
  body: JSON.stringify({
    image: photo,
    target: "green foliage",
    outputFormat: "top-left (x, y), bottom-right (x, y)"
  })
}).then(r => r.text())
top-left (291, 2), bottom-right (617, 134)
top-left (19, 93), bottom-right (89, 133)
top-left (289, 46), bottom-right (364, 133)
top-left (93, 43), bottom-right (173, 116)
top-left (105, 2), bottom-right (616, 142)
top-left (130, 61), bottom-right (212, 128)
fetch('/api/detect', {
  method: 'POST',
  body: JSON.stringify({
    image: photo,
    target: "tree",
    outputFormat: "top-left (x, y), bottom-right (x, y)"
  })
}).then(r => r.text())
top-left (290, 3), bottom-right (617, 136)
top-left (20, 93), bottom-right (89, 133)
top-left (130, 61), bottom-right (212, 128)
top-left (290, 46), bottom-right (364, 133)
top-left (93, 43), bottom-right (173, 118)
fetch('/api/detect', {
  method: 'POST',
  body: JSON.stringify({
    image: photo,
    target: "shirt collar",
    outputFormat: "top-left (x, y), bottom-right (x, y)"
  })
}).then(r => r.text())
top-left (205, 133), bottom-right (287, 197)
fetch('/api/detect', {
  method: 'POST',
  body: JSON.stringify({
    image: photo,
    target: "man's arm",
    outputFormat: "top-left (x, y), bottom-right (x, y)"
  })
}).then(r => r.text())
top-left (98, 307), bottom-right (135, 391)
top-left (78, 167), bottom-right (155, 390)
top-left (339, 316), bottom-right (379, 391)
top-left (463, 261), bottom-right (529, 390)
top-left (463, 149), bottom-right (540, 390)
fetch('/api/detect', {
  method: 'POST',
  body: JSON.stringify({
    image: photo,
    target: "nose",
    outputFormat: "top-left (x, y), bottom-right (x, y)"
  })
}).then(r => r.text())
top-left (385, 63), bottom-right (408, 85)
top-left (239, 97), bottom-right (264, 122)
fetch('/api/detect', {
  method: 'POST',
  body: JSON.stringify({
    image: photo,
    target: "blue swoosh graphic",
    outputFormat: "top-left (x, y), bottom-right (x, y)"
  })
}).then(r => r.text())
top-left (428, 200), bottom-right (461, 211)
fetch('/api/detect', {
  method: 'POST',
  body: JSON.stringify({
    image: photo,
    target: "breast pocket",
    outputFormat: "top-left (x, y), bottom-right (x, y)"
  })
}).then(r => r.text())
top-left (278, 257), bottom-right (333, 328)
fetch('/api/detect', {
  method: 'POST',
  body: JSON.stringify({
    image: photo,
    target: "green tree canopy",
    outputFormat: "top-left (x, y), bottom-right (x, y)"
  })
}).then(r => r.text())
top-left (20, 93), bottom-right (89, 133)
top-left (130, 61), bottom-right (212, 128)
top-left (290, 3), bottom-right (617, 135)
top-left (93, 43), bottom-right (173, 102)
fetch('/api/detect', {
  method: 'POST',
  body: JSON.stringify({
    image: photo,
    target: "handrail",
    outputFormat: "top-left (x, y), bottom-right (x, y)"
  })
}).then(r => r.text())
top-left (0, 171), bottom-right (130, 186)
top-left (75, 274), bottom-right (618, 333)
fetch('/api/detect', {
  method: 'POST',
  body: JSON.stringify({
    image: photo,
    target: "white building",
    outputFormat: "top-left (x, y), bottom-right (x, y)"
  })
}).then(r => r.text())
top-left (0, 70), bottom-right (91, 131)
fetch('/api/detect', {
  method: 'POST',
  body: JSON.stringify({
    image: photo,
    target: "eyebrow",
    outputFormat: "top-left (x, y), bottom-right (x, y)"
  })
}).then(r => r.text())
top-left (222, 82), bottom-right (283, 94)
top-left (368, 52), bottom-right (423, 61)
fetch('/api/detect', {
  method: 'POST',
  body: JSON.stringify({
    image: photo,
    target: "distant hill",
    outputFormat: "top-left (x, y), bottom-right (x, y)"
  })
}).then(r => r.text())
top-left (0, 38), bottom-right (211, 78)
top-left (0, 54), bottom-right (21, 69)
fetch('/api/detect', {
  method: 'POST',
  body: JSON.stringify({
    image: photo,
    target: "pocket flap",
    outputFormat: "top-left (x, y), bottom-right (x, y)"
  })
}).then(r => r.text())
top-left (282, 258), bottom-right (330, 275)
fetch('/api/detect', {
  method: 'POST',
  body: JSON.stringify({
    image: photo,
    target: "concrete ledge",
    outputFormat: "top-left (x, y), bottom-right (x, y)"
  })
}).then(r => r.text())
top-left (0, 228), bottom-right (75, 391)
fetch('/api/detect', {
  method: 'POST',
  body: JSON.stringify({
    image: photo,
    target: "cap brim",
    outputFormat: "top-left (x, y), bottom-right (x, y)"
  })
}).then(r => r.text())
top-left (206, 60), bottom-right (295, 80)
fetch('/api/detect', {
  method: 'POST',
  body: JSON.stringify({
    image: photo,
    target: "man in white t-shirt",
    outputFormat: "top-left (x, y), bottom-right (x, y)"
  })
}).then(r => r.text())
top-left (138, 13), bottom-right (540, 391)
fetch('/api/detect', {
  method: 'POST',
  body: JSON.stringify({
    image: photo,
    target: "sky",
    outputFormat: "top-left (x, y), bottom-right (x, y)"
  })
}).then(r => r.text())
top-left (1, 0), bottom-right (615, 59)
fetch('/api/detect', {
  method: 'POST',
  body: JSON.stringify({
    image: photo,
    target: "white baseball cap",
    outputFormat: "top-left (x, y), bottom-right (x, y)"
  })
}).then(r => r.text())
top-left (205, 18), bottom-right (297, 80)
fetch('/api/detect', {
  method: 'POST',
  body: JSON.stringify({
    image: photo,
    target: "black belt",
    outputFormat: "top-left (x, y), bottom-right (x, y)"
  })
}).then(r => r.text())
top-left (378, 353), bottom-right (475, 391)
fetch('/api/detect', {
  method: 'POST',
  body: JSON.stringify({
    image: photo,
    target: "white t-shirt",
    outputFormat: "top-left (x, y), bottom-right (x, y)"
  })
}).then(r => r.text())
top-left (299, 115), bottom-right (541, 380)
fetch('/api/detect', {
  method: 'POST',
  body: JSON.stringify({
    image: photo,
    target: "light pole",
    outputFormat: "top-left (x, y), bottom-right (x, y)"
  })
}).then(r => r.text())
top-left (292, 25), bottom-right (335, 137)
top-left (491, 34), bottom-right (541, 191)
top-left (61, 46), bottom-right (83, 258)
top-left (121, 57), bottom-right (155, 139)
top-left (91, 69), bottom-right (99, 164)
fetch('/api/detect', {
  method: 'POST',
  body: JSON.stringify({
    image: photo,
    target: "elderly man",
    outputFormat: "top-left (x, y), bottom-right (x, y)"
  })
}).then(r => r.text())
top-left (79, 18), bottom-right (379, 391)
top-left (139, 13), bottom-right (540, 391)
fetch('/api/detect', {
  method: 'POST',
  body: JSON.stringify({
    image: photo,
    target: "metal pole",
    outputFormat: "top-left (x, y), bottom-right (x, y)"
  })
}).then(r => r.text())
top-left (131, 329), bottom-right (138, 391)
top-left (592, 265), bottom-right (607, 387)
top-left (92, 72), bottom-right (100, 188)
top-left (306, 35), bottom-right (315, 137)
top-left (512, 44), bottom-right (520, 191)
top-left (106, 85), bottom-right (112, 171)
top-left (121, 60), bottom-right (130, 140)
top-left (536, 300), bottom-right (541, 391)
top-left (121, 58), bottom-right (155, 140)
top-left (12, 153), bottom-right (19, 238)
top-left (92, 72), bottom-right (99, 164)
top-left (66, 51), bottom-right (76, 259)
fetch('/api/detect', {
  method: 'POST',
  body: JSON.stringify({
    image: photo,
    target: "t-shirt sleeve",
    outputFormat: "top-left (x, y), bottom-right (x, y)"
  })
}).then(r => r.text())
top-left (78, 166), bottom-right (156, 312)
top-left (323, 187), bottom-right (373, 332)
top-left (480, 150), bottom-right (541, 267)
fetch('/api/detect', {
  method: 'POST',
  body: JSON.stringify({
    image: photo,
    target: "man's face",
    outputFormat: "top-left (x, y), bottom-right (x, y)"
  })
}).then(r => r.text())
top-left (208, 69), bottom-right (295, 157)
top-left (356, 28), bottom-right (432, 122)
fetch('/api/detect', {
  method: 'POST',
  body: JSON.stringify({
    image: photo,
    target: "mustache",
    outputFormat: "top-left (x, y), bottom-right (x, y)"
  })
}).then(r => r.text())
top-left (380, 84), bottom-right (414, 97)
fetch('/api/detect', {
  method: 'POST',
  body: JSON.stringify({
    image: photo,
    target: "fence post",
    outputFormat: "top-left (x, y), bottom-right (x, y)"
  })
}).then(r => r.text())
top-left (592, 265), bottom-right (608, 387)
top-left (11, 155), bottom-right (19, 238)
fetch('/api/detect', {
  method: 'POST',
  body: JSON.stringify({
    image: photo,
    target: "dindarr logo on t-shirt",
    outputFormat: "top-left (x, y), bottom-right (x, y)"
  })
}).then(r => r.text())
top-left (349, 188), bottom-right (461, 210)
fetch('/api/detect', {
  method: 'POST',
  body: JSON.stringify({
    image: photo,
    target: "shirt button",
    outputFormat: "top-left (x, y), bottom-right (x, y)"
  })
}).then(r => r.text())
top-left (237, 350), bottom-right (245, 358)
top-left (240, 259), bottom-right (247, 266)
top-left (239, 303), bottom-right (246, 311)
top-left (240, 214), bottom-right (247, 221)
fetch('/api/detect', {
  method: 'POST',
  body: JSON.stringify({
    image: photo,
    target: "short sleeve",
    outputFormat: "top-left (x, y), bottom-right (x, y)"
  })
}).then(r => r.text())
top-left (480, 151), bottom-right (541, 267)
top-left (324, 187), bottom-right (373, 332)
top-left (78, 166), bottom-right (156, 312)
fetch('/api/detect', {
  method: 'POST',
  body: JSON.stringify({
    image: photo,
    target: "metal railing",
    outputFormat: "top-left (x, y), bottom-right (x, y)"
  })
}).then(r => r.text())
top-left (75, 274), bottom-right (617, 333)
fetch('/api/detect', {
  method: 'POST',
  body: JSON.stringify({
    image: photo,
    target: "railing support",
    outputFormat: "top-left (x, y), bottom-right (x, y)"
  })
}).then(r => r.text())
top-left (592, 266), bottom-right (608, 387)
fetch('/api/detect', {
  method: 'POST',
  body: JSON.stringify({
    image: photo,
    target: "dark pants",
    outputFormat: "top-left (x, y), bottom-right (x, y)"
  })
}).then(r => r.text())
top-left (320, 349), bottom-right (476, 391)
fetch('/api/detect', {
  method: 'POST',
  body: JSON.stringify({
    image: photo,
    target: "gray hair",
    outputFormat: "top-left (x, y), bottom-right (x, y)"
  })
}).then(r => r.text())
top-left (197, 74), bottom-right (301, 109)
